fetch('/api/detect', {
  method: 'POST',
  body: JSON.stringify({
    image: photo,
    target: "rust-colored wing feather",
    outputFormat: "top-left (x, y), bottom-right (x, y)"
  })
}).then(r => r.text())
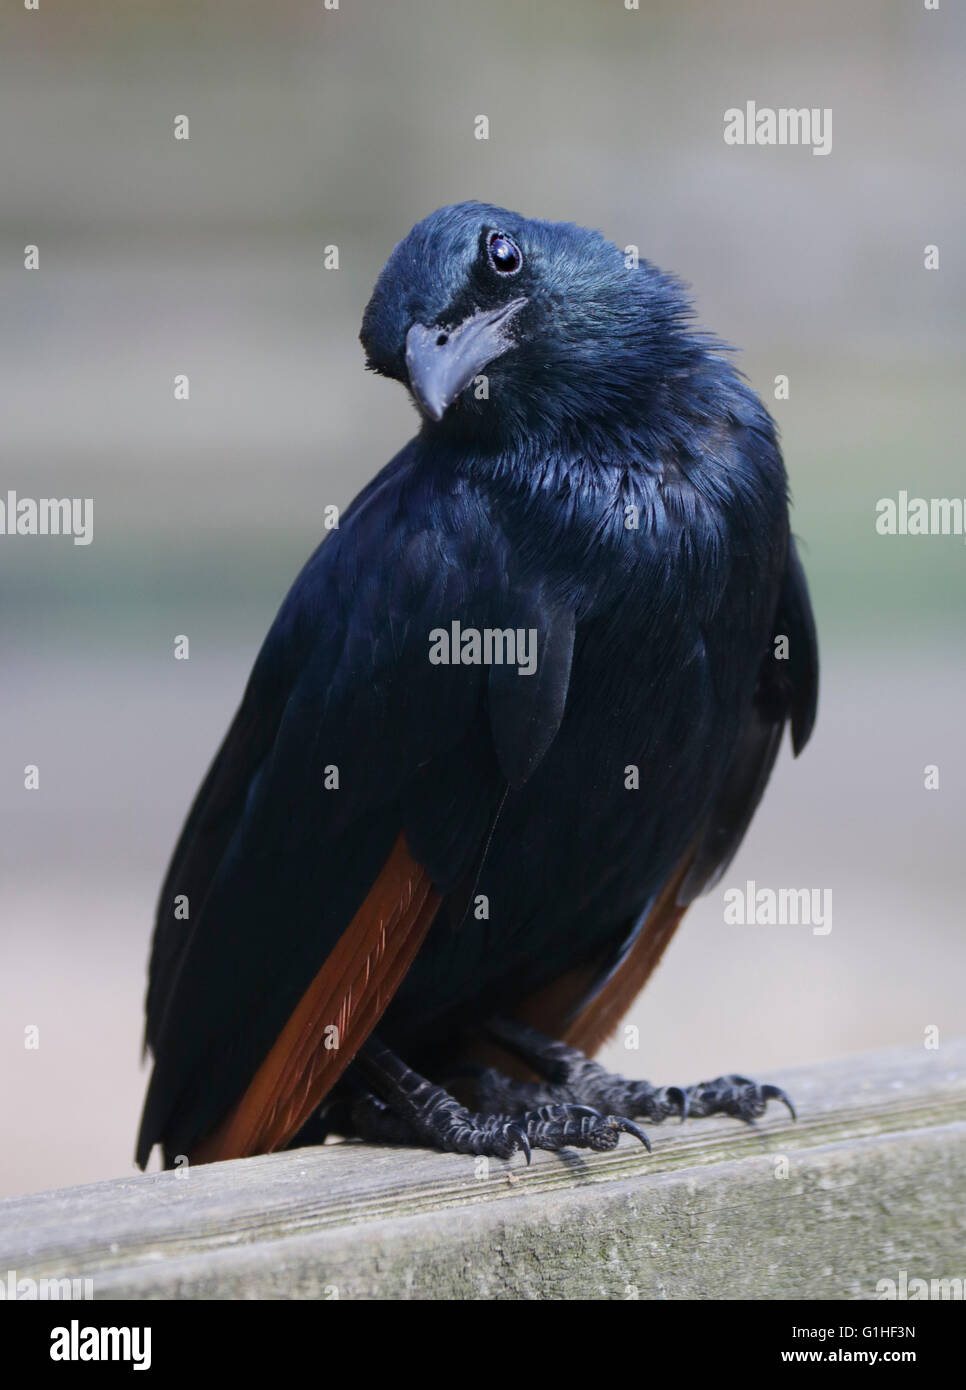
top-left (191, 834), bottom-right (440, 1164)
top-left (561, 851), bottom-right (693, 1055)
top-left (517, 849), bottom-right (695, 1058)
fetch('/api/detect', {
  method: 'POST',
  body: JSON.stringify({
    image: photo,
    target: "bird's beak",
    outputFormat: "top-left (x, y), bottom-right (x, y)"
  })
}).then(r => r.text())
top-left (404, 297), bottom-right (527, 421)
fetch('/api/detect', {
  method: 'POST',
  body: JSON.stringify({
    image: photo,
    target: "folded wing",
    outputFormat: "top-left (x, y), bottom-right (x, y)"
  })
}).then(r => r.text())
top-left (137, 456), bottom-right (576, 1167)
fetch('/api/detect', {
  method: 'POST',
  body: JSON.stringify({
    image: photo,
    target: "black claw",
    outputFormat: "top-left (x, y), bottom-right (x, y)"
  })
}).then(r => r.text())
top-left (762, 1085), bottom-right (797, 1122)
top-left (507, 1121), bottom-right (532, 1164)
top-left (617, 1118), bottom-right (651, 1152)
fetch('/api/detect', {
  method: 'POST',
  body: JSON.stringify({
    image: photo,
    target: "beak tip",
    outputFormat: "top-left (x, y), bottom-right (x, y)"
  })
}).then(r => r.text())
top-left (413, 390), bottom-right (446, 422)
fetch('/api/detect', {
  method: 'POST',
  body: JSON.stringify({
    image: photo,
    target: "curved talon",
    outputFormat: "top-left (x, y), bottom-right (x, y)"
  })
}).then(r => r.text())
top-left (761, 1084), bottom-right (797, 1122)
top-left (507, 1121), bottom-right (532, 1165)
top-left (616, 1117), bottom-right (651, 1152)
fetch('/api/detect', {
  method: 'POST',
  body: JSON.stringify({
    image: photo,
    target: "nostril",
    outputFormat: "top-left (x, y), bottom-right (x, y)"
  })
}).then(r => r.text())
top-left (435, 333), bottom-right (448, 347)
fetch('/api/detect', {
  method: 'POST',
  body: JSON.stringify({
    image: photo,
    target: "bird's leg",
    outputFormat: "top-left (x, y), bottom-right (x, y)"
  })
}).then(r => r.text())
top-left (482, 1017), bottom-right (795, 1125)
top-left (348, 1089), bottom-right (428, 1146)
top-left (354, 1034), bottom-right (649, 1161)
top-left (478, 1017), bottom-right (688, 1120)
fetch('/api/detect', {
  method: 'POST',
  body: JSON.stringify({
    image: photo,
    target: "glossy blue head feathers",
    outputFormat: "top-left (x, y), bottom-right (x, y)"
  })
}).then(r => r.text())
top-left (360, 202), bottom-right (716, 450)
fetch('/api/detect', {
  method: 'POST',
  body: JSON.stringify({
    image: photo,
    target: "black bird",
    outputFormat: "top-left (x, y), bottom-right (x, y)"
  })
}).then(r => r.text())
top-left (137, 203), bottom-right (817, 1168)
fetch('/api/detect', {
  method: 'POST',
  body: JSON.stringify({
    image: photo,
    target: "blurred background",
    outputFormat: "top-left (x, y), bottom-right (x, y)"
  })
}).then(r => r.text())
top-left (1, 0), bottom-right (964, 1198)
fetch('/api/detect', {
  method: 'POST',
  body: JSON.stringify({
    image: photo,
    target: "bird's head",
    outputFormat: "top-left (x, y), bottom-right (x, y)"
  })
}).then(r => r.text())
top-left (360, 202), bottom-right (704, 451)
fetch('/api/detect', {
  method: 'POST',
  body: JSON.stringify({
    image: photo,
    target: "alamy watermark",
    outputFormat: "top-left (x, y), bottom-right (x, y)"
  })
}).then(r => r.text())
top-left (0, 491), bottom-right (93, 545)
top-left (428, 621), bottom-right (537, 676)
top-left (1, 1267), bottom-right (94, 1300)
top-left (50, 1320), bottom-right (151, 1370)
top-left (724, 101), bottom-right (832, 156)
top-left (875, 491), bottom-right (966, 542)
top-left (723, 880), bottom-right (832, 935)
top-left (876, 1271), bottom-right (963, 1300)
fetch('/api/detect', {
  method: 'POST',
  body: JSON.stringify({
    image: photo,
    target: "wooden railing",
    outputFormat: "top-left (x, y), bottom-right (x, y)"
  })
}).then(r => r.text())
top-left (2, 1040), bottom-right (964, 1299)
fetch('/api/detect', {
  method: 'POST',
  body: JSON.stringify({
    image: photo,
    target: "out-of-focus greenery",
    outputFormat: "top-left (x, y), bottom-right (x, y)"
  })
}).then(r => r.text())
top-left (2, 0), bottom-right (963, 651)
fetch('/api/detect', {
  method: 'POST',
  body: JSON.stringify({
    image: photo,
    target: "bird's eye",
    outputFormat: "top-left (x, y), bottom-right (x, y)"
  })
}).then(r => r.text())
top-left (486, 231), bottom-right (523, 276)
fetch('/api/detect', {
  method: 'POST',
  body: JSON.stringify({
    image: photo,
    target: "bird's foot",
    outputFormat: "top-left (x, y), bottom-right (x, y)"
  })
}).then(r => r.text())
top-left (479, 1017), bottom-right (794, 1127)
top-left (681, 1074), bottom-right (796, 1123)
top-left (355, 1036), bottom-right (649, 1161)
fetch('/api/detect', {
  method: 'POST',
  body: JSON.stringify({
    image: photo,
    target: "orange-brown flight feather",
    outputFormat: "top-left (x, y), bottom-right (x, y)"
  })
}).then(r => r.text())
top-left (191, 834), bottom-right (439, 1164)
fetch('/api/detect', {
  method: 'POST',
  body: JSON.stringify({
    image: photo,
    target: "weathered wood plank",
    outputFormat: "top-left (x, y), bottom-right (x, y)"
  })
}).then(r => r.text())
top-left (2, 1041), bottom-right (964, 1299)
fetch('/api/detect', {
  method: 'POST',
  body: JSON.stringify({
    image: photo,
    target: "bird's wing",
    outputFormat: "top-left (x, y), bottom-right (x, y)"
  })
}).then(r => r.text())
top-left (522, 535), bottom-right (818, 1056)
top-left (676, 535), bottom-right (818, 903)
top-left (137, 453), bottom-right (575, 1166)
